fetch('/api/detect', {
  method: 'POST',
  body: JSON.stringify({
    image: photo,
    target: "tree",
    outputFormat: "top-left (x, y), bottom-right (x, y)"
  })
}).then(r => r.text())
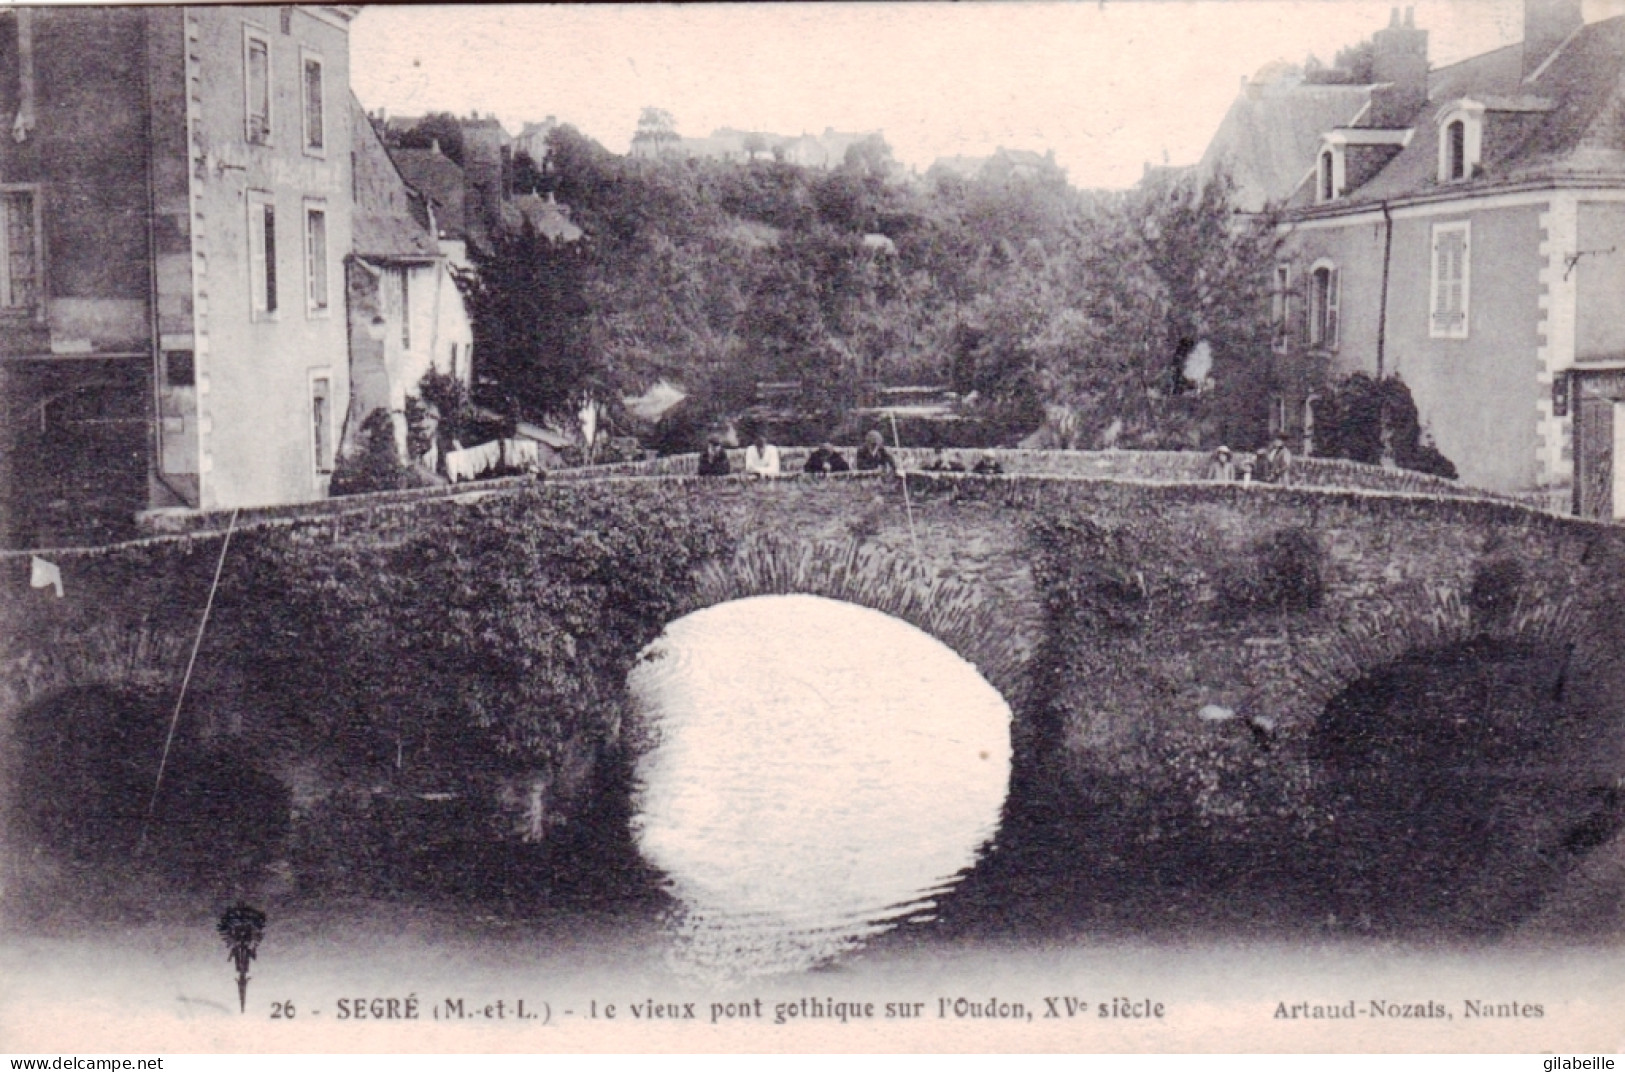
top-left (842, 134), bottom-right (895, 178)
top-left (1305, 38), bottom-right (1376, 84)
top-left (391, 112), bottom-right (466, 167)
top-left (460, 222), bottom-right (602, 425)
top-left (630, 106), bottom-right (680, 157)
top-left (511, 150), bottom-right (545, 197)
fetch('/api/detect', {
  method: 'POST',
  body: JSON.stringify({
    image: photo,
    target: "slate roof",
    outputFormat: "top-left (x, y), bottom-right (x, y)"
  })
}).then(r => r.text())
top-left (1314, 16), bottom-right (1625, 208)
top-left (350, 95), bottom-right (440, 261)
top-left (504, 194), bottom-right (584, 243)
top-left (1199, 80), bottom-right (1375, 211)
top-left (389, 145), bottom-right (467, 239)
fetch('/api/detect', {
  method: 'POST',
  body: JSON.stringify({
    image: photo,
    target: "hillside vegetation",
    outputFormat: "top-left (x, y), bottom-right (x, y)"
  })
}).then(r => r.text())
top-left (483, 126), bottom-right (1284, 452)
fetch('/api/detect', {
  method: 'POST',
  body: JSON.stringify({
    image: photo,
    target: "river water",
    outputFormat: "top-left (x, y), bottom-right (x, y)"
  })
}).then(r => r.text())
top-left (627, 594), bottom-right (1012, 979)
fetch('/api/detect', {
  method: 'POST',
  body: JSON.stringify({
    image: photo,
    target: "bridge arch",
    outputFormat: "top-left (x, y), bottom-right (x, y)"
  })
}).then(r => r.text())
top-left (669, 532), bottom-right (1043, 721)
top-left (1242, 575), bottom-right (1585, 742)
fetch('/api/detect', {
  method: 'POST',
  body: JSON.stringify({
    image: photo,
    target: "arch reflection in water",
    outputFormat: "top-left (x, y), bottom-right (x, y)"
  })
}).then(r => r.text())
top-left (628, 594), bottom-right (1012, 978)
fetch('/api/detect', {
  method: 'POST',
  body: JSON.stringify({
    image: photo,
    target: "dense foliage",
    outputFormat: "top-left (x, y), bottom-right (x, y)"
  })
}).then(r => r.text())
top-left (384, 111), bottom-right (467, 166)
top-left (483, 124), bottom-right (1282, 451)
top-left (213, 486), bottom-right (733, 827)
top-left (460, 220), bottom-right (599, 425)
top-left (330, 408), bottom-right (414, 496)
top-left (1311, 372), bottom-right (1458, 479)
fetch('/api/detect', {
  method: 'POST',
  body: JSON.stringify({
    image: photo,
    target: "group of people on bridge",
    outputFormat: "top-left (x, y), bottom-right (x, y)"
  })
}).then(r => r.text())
top-left (1208, 436), bottom-right (1294, 485)
top-left (697, 430), bottom-right (1004, 479)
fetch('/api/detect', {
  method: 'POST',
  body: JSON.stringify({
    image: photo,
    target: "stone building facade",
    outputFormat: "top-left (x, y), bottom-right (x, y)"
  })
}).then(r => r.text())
top-left (0, 5), bottom-right (366, 544)
top-left (1261, 2), bottom-right (1625, 515)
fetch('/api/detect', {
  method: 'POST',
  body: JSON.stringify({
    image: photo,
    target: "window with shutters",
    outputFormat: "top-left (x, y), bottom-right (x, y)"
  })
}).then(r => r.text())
top-left (0, 185), bottom-right (42, 317)
top-left (1271, 264), bottom-right (1292, 352)
top-left (244, 26), bottom-right (272, 145)
top-left (1430, 221), bottom-right (1470, 339)
top-left (301, 49), bottom-right (325, 155)
top-left (400, 269), bottom-right (412, 349)
top-left (309, 371), bottom-right (334, 476)
top-left (247, 191), bottom-right (277, 319)
top-left (1309, 261), bottom-right (1340, 350)
top-left (305, 202), bottom-right (329, 315)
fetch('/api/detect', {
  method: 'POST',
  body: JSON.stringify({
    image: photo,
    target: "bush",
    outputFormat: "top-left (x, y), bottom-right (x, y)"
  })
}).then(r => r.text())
top-left (331, 408), bottom-right (411, 496)
top-left (1312, 373), bottom-right (1458, 480)
top-left (1031, 516), bottom-right (1148, 634)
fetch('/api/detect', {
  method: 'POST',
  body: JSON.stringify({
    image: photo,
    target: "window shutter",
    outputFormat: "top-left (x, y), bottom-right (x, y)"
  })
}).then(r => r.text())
top-left (1432, 227), bottom-right (1467, 335)
top-left (1443, 232), bottom-right (1456, 332)
top-left (1, 190), bottom-right (40, 311)
top-left (246, 38), bottom-right (270, 143)
top-left (306, 208), bottom-right (327, 311)
top-left (1458, 229), bottom-right (1469, 329)
top-left (1326, 267), bottom-right (1340, 348)
top-left (304, 58), bottom-right (324, 151)
top-left (263, 204), bottom-right (277, 313)
top-left (310, 376), bottom-right (332, 473)
top-left (1272, 265), bottom-right (1291, 350)
top-left (248, 202), bottom-right (267, 313)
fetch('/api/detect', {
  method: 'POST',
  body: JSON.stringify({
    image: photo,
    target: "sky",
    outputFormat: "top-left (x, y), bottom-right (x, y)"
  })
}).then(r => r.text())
top-left (349, 0), bottom-right (1625, 190)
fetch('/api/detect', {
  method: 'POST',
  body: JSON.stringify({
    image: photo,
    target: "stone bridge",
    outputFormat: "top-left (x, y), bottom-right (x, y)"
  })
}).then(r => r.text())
top-left (2, 451), bottom-right (1622, 933)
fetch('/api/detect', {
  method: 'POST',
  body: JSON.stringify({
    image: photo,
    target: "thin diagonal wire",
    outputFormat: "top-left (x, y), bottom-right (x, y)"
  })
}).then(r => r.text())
top-left (137, 507), bottom-right (240, 854)
top-left (888, 410), bottom-right (922, 562)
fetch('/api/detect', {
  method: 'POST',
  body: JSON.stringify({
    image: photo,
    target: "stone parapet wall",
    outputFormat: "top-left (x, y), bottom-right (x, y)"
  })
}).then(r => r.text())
top-left (551, 448), bottom-right (1521, 504)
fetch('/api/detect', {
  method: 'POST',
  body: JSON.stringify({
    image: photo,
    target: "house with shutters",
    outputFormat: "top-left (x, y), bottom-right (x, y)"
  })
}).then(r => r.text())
top-left (0, 6), bottom-right (481, 547)
top-left (1260, 1), bottom-right (1625, 516)
top-left (347, 94), bottom-right (473, 461)
top-left (0, 5), bottom-right (362, 545)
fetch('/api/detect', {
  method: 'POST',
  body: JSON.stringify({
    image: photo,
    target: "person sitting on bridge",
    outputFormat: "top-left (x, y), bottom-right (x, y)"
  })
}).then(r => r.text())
top-left (698, 435), bottom-right (731, 477)
top-left (803, 442), bottom-right (849, 475)
top-left (743, 430), bottom-right (781, 478)
top-left (855, 430), bottom-right (896, 472)
top-left (972, 450), bottom-right (1004, 475)
top-left (1207, 445), bottom-right (1235, 482)
top-left (923, 446), bottom-right (965, 473)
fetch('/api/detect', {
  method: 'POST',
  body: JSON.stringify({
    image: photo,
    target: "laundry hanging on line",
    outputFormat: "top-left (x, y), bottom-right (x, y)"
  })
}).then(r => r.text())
top-left (30, 555), bottom-right (62, 597)
top-left (444, 439), bottom-right (544, 483)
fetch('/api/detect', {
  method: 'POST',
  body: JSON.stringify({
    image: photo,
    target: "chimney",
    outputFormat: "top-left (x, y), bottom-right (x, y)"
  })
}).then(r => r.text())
top-left (1369, 5), bottom-right (1428, 128)
top-left (1523, 0), bottom-right (1582, 80)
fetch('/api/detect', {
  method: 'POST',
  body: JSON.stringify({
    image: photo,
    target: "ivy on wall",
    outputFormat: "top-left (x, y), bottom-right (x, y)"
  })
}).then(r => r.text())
top-left (210, 485), bottom-right (733, 816)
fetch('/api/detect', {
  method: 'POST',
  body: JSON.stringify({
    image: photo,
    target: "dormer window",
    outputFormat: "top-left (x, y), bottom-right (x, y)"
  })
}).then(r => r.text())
top-left (1436, 101), bottom-right (1484, 183)
top-left (1445, 120), bottom-right (1466, 180)
top-left (1315, 139), bottom-right (1350, 203)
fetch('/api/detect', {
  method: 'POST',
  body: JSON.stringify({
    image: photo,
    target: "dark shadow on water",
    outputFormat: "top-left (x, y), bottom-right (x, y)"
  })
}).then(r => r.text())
top-left (286, 746), bottom-right (669, 922)
top-left (14, 636), bottom-right (1621, 951)
top-left (925, 637), bottom-right (1623, 945)
top-left (4, 684), bottom-right (289, 924)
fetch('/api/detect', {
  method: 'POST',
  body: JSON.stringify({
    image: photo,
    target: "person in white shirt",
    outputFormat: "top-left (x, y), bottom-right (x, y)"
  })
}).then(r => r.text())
top-left (743, 430), bottom-right (781, 478)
